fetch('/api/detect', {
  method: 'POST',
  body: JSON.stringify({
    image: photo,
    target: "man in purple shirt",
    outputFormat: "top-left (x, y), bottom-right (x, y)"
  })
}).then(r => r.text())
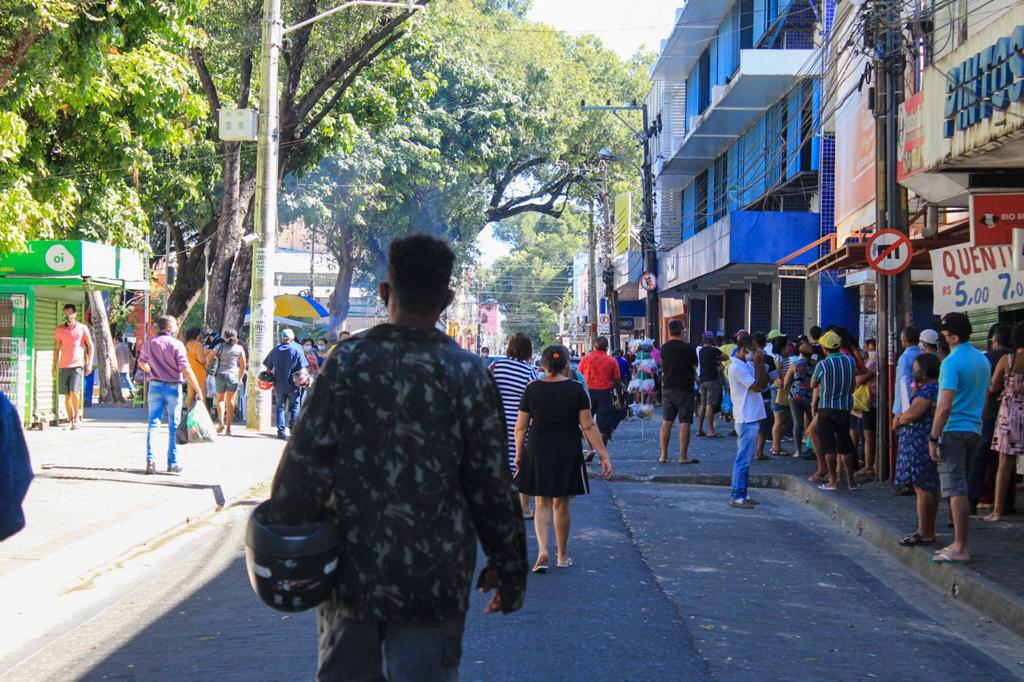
top-left (138, 315), bottom-right (203, 475)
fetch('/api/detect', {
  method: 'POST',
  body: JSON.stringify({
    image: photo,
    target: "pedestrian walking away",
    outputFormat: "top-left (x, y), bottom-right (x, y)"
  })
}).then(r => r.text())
top-left (697, 330), bottom-right (725, 438)
top-left (659, 320), bottom-right (700, 464)
top-left (784, 342), bottom-right (816, 459)
top-left (263, 328), bottom-right (308, 440)
top-left (515, 344), bottom-right (612, 573)
top-left (212, 328), bottom-right (247, 436)
top-left (811, 331), bottom-right (858, 491)
top-left (137, 315), bottom-right (204, 475)
top-left (578, 336), bottom-right (622, 446)
top-left (726, 336), bottom-right (768, 508)
top-left (267, 234), bottom-right (527, 680)
top-left (114, 333), bottom-right (135, 400)
top-left (183, 327), bottom-right (213, 411)
top-left (929, 313), bottom-right (990, 564)
top-left (490, 332), bottom-right (539, 519)
top-left (52, 303), bottom-right (93, 430)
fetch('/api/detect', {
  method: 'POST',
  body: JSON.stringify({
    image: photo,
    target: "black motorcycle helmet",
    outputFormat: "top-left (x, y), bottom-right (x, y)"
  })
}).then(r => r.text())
top-left (245, 500), bottom-right (340, 612)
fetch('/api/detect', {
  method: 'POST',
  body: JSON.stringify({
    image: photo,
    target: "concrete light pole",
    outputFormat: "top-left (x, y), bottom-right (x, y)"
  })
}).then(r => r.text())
top-left (246, 0), bottom-right (424, 431)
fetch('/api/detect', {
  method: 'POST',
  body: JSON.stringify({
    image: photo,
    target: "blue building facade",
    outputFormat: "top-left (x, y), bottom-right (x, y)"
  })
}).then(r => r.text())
top-left (649, 0), bottom-right (828, 343)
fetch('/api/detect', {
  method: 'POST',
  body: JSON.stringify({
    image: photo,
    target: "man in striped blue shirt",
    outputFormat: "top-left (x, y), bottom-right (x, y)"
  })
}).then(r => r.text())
top-left (811, 331), bottom-right (858, 491)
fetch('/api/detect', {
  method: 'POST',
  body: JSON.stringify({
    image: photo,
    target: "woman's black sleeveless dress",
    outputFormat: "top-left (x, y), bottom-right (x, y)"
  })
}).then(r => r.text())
top-left (514, 379), bottom-right (591, 497)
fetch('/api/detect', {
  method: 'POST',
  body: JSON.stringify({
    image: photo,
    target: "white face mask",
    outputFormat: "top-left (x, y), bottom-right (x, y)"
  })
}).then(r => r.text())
top-left (317, 344), bottom-right (326, 351)
top-left (303, 344), bottom-right (313, 351)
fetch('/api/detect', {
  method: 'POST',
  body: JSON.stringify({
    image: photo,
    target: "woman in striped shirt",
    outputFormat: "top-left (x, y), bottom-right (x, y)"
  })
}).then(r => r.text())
top-left (490, 332), bottom-right (539, 519)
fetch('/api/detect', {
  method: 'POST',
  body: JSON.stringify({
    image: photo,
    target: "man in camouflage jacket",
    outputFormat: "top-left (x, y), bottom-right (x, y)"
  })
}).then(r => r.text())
top-left (269, 234), bottom-right (527, 680)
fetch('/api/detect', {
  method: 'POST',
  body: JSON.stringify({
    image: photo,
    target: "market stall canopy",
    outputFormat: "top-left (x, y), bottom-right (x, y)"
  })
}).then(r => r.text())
top-left (273, 294), bottom-right (328, 319)
top-left (0, 240), bottom-right (148, 290)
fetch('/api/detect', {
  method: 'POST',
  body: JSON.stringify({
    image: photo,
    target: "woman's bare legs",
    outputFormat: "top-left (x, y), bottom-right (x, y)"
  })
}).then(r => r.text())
top-left (916, 486), bottom-right (939, 539)
top-left (223, 390), bottom-right (236, 435)
top-left (553, 497), bottom-right (572, 565)
top-left (984, 453), bottom-right (1015, 521)
top-left (519, 493), bottom-right (533, 517)
top-left (533, 496), bottom-right (552, 568)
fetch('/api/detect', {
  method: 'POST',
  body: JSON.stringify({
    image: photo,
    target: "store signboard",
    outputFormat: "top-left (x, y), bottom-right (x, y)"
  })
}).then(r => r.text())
top-left (0, 240), bottom-right (83, 276)
top-left (931, 243), bottom-right (1024, 314)
top-left (898, 92), bottom-right (925, 181)
top-left (970, 193), bottom-right (1024, 246)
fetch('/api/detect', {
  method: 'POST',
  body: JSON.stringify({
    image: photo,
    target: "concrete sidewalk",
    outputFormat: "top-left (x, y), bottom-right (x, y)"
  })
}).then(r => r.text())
top-left (599, 415), bottom-right (1024, 638)
top-left (2, 406), bottom-right (283, 632)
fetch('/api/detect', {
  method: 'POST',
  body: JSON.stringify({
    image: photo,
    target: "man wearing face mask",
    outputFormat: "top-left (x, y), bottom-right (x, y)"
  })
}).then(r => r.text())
top-left (52, 303), bottom-right (94, 430)
top-left (727, 336), bottom-right (769, 509)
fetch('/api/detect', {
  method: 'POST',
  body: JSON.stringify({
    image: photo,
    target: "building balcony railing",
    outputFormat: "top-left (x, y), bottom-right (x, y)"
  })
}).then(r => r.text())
top-left (657, 48), bottom-right (818, 182)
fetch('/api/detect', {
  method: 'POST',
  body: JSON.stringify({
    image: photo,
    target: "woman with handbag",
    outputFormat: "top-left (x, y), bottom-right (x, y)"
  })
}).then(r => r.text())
top-left (213, 329), bottom-right (247, 436)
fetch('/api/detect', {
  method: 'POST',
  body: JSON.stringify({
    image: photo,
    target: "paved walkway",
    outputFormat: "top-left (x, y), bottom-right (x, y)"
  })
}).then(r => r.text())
top-left (1, 405), bottom-right (284, 662)
top-left (600, 415), bottom-right (1024, 636)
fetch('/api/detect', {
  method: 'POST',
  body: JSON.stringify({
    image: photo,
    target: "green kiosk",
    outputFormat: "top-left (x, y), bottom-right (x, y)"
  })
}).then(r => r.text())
top-left (0, 240), bottom-right (148, 428)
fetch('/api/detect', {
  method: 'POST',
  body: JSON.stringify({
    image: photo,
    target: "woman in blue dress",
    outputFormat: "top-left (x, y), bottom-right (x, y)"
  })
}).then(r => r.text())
top-left (893, 353), bottom-right (941, 546)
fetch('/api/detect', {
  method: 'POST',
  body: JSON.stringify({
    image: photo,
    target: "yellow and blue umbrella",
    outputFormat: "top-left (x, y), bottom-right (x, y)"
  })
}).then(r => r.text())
top-left (273, 294), bottom-right (329, 319)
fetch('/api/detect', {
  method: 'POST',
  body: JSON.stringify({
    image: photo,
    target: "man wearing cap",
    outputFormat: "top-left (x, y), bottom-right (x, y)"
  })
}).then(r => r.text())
top-left (697, 331), bottom-right (724, 438)
top-left (263, 329), bottom-right (308, 440)
top-left (929, 313), bottom-right (989, 564)
top-left (920, 329), bottom-right (940, 354)
top-left (811, 330), bottom-right (858, 490)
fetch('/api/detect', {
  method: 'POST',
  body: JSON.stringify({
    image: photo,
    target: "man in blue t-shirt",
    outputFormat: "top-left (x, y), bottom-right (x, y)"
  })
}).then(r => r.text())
top-left (929, 312), bottom-right (990, 564)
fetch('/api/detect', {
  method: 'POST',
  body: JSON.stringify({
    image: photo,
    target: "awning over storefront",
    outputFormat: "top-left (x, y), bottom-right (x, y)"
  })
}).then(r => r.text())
top-left (0, 240), bottom-right (148, 291)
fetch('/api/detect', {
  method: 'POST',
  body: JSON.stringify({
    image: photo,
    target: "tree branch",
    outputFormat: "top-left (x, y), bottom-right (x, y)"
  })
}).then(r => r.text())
top-left (281, 0), bottom-right (319, 113)
top-left (0, 29), bottom-right (41, 91)
top-left (237, 51), bottom-right (254, 108)
top-left (191, 47), bottom-right (220, 116)
top-left (299, 30), bottom-right (405, 139)
top-left (488, 157), bottom-right (548, 210)
top-left (485, 173), bottom-right (581, 223)
top-left (288, 4), bottom-right (427, 130)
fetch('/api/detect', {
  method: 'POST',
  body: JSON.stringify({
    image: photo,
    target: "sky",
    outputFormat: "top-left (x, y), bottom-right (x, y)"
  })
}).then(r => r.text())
top-left (474, 0), bottom-right (680, 268)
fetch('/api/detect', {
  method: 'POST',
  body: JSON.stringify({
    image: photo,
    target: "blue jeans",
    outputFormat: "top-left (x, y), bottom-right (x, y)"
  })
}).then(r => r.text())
top-left (147, 381), bottom-right (181, 466)
top-left (317, 614), bottom-right (465, 681)
top-left (275, 387), bottom-right (300, 438)
top-left (119, 372), bottom-right (134, 396)
top-left (732, 421), bottom-right (760, 501)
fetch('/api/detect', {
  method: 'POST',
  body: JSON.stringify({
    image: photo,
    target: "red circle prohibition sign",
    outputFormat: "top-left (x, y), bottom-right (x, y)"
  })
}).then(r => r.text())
top-left (866, 229), bottom-right (913, 276)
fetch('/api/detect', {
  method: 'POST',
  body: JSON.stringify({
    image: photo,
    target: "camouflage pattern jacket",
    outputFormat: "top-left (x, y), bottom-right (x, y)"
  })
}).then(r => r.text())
top-left (269, 324), bottom-right (528, 622)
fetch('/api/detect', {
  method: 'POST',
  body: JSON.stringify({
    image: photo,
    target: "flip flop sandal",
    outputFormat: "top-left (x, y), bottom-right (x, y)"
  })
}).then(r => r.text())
top-left (899, 532), bottom-right (936, 546)
top-left (679, 458), bottom-right (701, 464)
top-left (707, 433), bottom-right (724, 439)
top-left (930, 552), bottom-right (969, 564)
top-left (556, 558), bottom-right (574, 569)
top-left (522, 513), bottom-right (534, 520)
top-left (531, 563), bottom-right (549, 574)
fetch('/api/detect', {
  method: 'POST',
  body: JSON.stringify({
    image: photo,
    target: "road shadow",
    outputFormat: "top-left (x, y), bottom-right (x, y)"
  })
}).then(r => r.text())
top-left (34, 472), bottom-right (226, 507)
top-left (77, 556), bottom-right (317, 681)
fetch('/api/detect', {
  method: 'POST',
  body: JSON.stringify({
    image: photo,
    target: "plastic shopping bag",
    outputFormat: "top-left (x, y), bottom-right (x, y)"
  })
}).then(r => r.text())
top-left (186, 402), bottom-right (217, 443)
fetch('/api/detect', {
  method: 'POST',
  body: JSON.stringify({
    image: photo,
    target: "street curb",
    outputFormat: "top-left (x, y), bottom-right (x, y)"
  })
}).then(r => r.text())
top-left (607, 472), bottom-right (1024, 639)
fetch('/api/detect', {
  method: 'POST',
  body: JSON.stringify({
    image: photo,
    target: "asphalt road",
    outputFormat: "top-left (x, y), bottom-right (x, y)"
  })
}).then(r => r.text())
top-left (3, 482), bottom-right (1023, 681)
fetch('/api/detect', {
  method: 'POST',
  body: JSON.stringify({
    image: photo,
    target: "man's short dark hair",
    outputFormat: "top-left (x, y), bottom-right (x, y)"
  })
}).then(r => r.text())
top-left (809, 325), bottom-right (822, 339)
top-left (941, 312), bottom-right (972, 343)
top-left (902, 326), bottom-right (920, 345)
top-left (752, 332), bottom-right (767, 348)
top-left (480, 346), bottom-right (490, 354)
top-left (157, 315), bottom-right (175, 332)
top-left (736, 336), bottom-right (756, 352)
top-left (387, 233), bottom-right (455, 314)
top-left (668, 319), bottom-right (684, 337)
top-left (594, 337), bottom-right (608, 351)
top-left (991, 323), bottom-right (1013, 349)
top-left (63, 303), bottom-right (76, 313)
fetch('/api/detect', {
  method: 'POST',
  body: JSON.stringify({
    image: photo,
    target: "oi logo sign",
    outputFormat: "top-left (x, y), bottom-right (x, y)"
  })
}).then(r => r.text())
top-left (45, 244), bottom-right (76, 272)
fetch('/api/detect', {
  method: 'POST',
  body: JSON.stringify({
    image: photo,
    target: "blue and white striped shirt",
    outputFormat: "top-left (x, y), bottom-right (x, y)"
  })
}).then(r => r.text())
top-left (812, 352), bottom-right (857, 411)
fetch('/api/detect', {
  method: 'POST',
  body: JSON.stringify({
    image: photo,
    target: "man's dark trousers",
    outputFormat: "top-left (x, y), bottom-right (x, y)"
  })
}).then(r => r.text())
top-left (589, 389), bottom-right (615, 438)
top-left (275, 387), bottom-right (300, 438)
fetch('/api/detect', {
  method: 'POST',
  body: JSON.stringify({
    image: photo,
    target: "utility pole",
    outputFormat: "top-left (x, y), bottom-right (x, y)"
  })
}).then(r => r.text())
top-left (246, 0), bottom-right (281, 432)
top-left (601, 163), bottom-right (619, 352)
top-left (588, 196), bottom-right (599, 345)
top-left (640, 104), bottom-right (658, 344)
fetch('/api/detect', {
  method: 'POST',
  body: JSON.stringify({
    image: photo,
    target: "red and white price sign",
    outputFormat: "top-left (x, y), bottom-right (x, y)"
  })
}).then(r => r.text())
top-left (866, 230), bottom-right (912, 276)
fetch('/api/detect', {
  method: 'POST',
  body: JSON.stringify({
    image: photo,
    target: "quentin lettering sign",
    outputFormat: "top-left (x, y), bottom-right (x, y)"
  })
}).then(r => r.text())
top-left (944, 25), bottom-right (1024, 137)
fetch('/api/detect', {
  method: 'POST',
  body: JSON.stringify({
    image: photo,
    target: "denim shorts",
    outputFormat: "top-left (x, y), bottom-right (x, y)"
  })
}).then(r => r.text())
top-left (215, 373), bottom-right (240, 394)
top-left (938, 431), bottom-right (982, 498)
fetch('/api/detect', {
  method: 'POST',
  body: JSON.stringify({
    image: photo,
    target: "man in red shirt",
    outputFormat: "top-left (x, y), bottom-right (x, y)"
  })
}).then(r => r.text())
top-left (578, 336), bottom-right (622, 447)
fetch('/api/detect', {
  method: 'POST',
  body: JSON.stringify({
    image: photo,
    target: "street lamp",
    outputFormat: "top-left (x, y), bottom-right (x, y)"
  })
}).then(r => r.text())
top-left (246, 0), bottom-right (425, 432)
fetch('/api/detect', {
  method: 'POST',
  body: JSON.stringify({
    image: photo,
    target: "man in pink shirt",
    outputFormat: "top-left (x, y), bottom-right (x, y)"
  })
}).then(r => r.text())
top-left (52, 303), bottom-right (93, 430)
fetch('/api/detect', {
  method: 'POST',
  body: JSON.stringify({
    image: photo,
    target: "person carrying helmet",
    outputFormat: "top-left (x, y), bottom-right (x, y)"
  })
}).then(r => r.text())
top-left (262, 328), bottom-right (308, 440)
top-left (264, 233), bottom-right (527, 680)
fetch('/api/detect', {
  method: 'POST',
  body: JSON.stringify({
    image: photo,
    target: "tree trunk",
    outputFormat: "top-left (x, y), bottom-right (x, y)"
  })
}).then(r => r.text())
top-left (224, 241), bottom-right (253, 337)
top-left (205, 148), bottom-right (257, 331)
top-left (165, 215), bottom-right (217, 321)
top-left (86, 289), bottom-right (125, 405)
top-left (328, 255), bottom-right (355, 337)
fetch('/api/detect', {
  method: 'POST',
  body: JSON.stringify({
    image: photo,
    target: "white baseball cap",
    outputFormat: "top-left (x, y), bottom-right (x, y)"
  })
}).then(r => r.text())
top-left (920, 329), bottom-right (939, 345)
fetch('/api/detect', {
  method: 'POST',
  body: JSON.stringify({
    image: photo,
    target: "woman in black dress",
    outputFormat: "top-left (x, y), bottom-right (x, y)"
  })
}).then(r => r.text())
top-left (514, 345), bottom-right (612, 573)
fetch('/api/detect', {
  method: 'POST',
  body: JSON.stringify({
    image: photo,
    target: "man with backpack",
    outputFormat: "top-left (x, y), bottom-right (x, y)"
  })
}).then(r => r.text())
top-left (263, 328), bottom-right (308, 440)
